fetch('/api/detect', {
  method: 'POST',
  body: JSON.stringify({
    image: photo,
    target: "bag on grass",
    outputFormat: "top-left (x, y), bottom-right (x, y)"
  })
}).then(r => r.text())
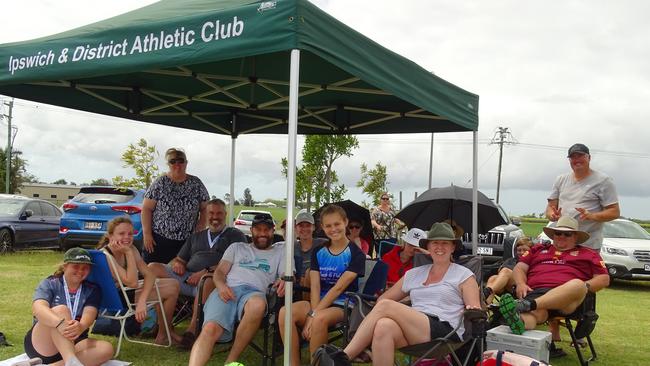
top-left (478, 350), bottom-right (549, 366)
top-left (311, 344), bottom-right (351, 366)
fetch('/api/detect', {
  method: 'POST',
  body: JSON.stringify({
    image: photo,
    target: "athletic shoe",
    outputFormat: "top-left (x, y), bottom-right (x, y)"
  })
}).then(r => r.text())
top-left (499, 293), bottom-right (526, 335)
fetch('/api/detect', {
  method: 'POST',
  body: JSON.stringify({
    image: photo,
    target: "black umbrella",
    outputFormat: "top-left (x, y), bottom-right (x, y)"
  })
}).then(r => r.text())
top-left (395, 185), bottom-right (507, 234)
top-left (313, 200), bottom-right (373, 240)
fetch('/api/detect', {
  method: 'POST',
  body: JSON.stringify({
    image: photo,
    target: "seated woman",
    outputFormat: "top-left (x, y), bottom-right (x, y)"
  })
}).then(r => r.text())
top-left (24, 248), bottom-right (113, 366)
top-left (98, 216), bottom-right (183, 345)
top-left (347, 217), bottom-right (370, 256)
top-left (381, 228), bottom-right (427, 286)
top-left (279, 204), bottom-right (366, 366)
top-left (484, 236), bottom-right (533, 304)
top-left (342, 222), bottom-right (481, 366)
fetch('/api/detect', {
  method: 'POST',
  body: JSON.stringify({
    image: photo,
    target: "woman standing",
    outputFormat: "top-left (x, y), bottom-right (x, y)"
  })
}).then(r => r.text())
top-left (342, 222), bottom-right (481, 365)
top-left (24, 248), bottom-right (113, 366)
top-left (99, 217), bottom-right (183, 345)
top-left (142, 148), bottom-right (210, 264)
top-left (278, 205), bottom-right (366, 366)
top-left (370, 193), bottom-right (397, 256)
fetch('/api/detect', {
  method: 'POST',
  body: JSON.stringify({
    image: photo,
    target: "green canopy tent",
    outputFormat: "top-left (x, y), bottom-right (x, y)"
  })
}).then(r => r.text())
top-left (0, 0), bottom-right (480, 363)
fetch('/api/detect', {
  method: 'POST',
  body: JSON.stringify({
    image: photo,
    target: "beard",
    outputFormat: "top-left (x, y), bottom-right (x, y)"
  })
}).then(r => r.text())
top-left (209, 219), bottom-right (225, 232)
top-left (252, 234), bottom-right (274, 249)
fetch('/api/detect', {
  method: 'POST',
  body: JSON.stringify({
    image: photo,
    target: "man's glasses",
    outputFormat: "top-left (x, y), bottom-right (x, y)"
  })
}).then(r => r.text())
top-left (168, 158), bottom-right (186, 165)
top-left (553, 232), bottom-right (574, 238)
top-left (348, 225), bottom-right (362, 229)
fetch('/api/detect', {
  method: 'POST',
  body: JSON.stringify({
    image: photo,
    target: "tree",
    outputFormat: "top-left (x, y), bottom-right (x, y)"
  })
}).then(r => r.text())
top-left (51, 178), bottom-right (67, 185)
top-left (90, 178), bottom-right (111, 186)
top-left (243, 188), bottom-right (253, 206)
top-left (0, 148), bottom-right (38, 194)
top-left (356, 162), bottom-right (389, 206)
top-left (281, 135), bottom-right (359, 211)
top-left (112, 138), bottom-right (160, 189)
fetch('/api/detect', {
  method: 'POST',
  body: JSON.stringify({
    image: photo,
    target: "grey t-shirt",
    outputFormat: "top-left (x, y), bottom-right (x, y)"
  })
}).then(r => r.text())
top-left (548, 170), bottom-right (619, 249)
top-left (294, 237), bottom-right (328, 278)
top-left (222, 241), bottom-right (293, 292)
top-left (401, 263), bottom-right (473, 339)
top-left (177, 227), bottom-right (247, 272)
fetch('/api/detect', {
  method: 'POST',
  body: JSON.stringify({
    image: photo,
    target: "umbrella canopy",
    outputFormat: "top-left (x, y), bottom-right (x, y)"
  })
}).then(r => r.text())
top-left (0, 0), bottom-right (478, 135)
top-left (396, 185), bottom-right (507, 235)
top-left (313, 199), bottom-right (372, 240)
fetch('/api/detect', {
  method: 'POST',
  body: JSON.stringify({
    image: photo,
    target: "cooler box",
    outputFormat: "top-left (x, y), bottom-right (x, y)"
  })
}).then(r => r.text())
top-left (486, 325), bottom-right (551, 363)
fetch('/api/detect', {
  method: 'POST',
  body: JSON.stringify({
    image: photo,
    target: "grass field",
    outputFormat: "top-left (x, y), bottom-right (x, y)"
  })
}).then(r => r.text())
top-left (2, 251), bottom-right (650, 365)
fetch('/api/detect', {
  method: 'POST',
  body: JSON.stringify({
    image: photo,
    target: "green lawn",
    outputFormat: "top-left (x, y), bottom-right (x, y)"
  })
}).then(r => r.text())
top-left (2, 251), bottom-right (650, 365)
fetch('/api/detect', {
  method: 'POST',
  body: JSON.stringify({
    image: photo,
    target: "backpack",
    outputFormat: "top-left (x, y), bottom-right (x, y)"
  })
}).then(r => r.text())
top-left (311, 344), bottom-right (352, 366)
top-left (478, 350), bottom-right (549, 366)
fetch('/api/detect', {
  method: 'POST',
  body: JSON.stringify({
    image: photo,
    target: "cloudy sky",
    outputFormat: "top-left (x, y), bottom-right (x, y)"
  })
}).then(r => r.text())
top-left (1, 0), bottom-right (649, 219)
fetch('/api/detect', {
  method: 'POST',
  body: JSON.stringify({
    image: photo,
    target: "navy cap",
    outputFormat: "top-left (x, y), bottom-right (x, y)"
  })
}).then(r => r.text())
top-left (567, 143), bottom-right (590, 157)
top-left (252, 213), bottom-right (274, 228)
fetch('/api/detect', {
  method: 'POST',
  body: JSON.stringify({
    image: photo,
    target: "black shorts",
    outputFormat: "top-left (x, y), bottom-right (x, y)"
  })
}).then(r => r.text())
top-left (24, 324), bottom-right (89, 364)
top-left (524, 287), bottom-right (553, 302)
top-left (143, 232), bottom-right (186, 264)
top-left (424, 314), bottom-right (461, 342)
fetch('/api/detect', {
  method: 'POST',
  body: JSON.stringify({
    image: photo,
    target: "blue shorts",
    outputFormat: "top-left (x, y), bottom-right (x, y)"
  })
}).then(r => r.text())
top-left (163, 265), bottom-right (198, 297)
top-left (203, 284), bottom-right (266, 342)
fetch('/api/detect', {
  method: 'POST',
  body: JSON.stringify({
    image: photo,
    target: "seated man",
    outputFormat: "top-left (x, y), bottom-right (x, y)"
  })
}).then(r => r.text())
top-left (188, 214), bottom-right (291, 366)
top-left (381, 228), bottom-right (426, 286)
top-left (499, 216), bottom-right (610, 335)
top-left (484, 236), bottom-right (533, 304)
top-left (148, 199), bottom-right (246, 341)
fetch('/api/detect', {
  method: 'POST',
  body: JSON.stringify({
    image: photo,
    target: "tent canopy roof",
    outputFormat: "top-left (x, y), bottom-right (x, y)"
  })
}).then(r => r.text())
top-left (0, 0), bottom-right (478, 135)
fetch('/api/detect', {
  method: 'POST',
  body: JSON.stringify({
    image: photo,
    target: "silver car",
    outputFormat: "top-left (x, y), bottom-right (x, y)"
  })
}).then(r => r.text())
top-left (233, 210), bottom-right (274, 235)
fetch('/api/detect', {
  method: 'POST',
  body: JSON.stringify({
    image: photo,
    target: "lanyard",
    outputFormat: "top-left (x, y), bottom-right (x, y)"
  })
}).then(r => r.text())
top-left (62, 276), bottom-right (82, 320)
top-left (207, 229), bottom-right (225, 249)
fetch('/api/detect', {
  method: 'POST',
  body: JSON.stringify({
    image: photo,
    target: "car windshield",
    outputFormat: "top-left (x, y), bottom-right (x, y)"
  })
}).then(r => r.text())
top-left (239, 212), bottom-right (264, 221)
top-left (73, 187), bottom-right (135, 204)
top-left (603, 221), bottom-right (650, 240)
top-left (0, 199), bottom-right (25, 215)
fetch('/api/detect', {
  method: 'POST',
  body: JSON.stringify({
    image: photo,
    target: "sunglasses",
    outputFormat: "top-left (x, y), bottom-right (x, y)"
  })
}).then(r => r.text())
top-left (380, 197), bottom-right (389, 201)
top-left (168, 158), bottom-right (186, 165)
top-left (553, 231), bottom-right (574, 237)
top-left (348, 225), bottom-right (362, 229)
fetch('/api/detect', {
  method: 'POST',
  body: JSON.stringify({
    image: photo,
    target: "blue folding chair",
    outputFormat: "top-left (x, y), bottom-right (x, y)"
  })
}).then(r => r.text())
top-left (86, 249), bottom-right (171, 357)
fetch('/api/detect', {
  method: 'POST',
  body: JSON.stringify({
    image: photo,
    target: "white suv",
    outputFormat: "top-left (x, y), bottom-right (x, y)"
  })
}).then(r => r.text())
top-left (233, 210), bottom-right (274, 235)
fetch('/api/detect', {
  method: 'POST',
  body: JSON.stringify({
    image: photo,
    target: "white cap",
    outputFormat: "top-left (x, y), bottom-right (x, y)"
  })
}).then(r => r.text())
top-left (402, 228), bottom-right (427, 247)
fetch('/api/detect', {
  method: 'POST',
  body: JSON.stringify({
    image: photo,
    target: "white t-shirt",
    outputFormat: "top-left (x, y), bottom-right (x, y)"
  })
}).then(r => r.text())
top-left (548, 170), bottom-right (618, 249)
top-left (221, 242), bottom-right (292, 292)
top-left (401, 263), bottom-right (473, 338)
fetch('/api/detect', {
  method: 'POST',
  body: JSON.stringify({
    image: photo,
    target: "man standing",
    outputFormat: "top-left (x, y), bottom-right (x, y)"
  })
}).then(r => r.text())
top-left (499, 216), bottom-right (610, 335)
top-left (148, 199), bottom-right (246, 340)
top-left (188, 214), bottom-right (291, 366)
top-left (546, 143), bottom-right (620, 250)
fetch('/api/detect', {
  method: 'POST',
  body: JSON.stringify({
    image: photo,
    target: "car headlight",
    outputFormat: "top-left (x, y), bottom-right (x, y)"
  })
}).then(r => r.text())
top-left (601, 246), bottom-right (627, 256)
top-left (509, 229), bottom-right (524, 239)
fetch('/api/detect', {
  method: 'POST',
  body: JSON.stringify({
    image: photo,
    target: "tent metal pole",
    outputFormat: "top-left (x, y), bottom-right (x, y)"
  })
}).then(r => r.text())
top-left (229, 115), bottom-right (236, 227)
top-left (283, 48), bottom-right (300, 366)
top-left (472, 130), bottom-right (478, 255)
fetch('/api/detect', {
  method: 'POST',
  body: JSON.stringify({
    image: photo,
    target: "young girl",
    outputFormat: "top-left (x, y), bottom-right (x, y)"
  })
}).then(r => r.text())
top-left (279, 205), bottom-right (366, 366)
top-left (24, 248), bottom-right (113, 366)
top-left (98, 216), bottom-right (183, 345)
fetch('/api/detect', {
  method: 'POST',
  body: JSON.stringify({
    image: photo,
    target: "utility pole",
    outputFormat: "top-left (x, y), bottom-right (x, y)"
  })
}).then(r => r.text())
top-left (490, 127), bottom-right (516, 204)
top-left (428, 133), bottom-right (434, 189)
top-left (1, 98), bottom-right (13, 194)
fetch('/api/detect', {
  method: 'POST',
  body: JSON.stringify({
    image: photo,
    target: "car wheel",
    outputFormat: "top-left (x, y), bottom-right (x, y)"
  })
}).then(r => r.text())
top-left (0, 228), bottom-right (14, 254)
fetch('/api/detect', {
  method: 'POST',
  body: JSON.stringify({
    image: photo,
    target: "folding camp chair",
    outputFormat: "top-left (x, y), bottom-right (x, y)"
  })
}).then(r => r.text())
top-left (345, 255), bottom-right (487, 366)
top-left (549, 292), bottom-right (599, 366)
top-left (86, 249), bottom-right (171, 357)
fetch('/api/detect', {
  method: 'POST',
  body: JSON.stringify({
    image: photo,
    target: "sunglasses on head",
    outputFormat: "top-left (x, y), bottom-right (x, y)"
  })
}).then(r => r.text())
top-left (168, 158), bottom-right (186, 165)
top-left (348, 225), bottom-right (361, 229)
top-left (553, 231), bottom-right (574, 237)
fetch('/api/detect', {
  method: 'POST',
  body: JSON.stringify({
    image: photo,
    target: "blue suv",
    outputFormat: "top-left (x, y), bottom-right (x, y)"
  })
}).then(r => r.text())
top-left (59, 186), bottom-right (145, 250)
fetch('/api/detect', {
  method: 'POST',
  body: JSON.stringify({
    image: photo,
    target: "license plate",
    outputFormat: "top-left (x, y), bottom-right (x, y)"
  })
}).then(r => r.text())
top-left (477, 247), bottom-right (493, 255)
top-left (645, 264), bottom-right (650, 272)
top-left (84, 222), bottom-right (102, 230)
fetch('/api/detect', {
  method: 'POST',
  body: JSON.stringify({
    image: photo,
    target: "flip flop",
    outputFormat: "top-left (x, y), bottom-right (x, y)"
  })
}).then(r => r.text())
top-left (499, 293), bottom-right (526, 335)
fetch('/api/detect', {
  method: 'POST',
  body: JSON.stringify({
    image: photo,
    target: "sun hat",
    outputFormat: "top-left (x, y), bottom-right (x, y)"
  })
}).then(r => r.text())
top-left (542, 216), bottom-right (590, 244)
top-left (567, 143), bottom-right (590, 157)
top-left (419, 222), bottom-right (462, 249)
top-left (252, 213), bottom-right (275, 228)
top-left (63, 247), bottom-right (94, 265)
top-left (295, 211), bottom-right (315, 225)
top-left (402, 228), bottom-right (427, 247)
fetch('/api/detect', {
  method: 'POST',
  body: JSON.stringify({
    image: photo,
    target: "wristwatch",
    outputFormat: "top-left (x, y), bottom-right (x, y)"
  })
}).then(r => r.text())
top-left (307, 310), bottom-right (316, 318)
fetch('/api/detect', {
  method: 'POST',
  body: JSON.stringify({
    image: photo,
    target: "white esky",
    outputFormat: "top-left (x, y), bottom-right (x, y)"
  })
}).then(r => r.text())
top-left (2, 1), bottom-right (650, 219)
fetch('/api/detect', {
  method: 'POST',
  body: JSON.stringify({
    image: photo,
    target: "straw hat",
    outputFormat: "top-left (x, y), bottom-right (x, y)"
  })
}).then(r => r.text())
top-left (542, 216), bottom-right (590, 244)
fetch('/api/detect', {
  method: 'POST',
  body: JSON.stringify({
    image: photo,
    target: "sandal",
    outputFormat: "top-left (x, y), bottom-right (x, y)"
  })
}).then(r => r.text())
top-left (499, 294), bottom-right (525, 335)
top-left (549, 341), bottom-right (567, 358)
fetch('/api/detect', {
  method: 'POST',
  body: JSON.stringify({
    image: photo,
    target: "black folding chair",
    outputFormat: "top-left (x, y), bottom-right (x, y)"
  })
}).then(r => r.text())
top-left (549, 292), bottom-right (599, 366)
